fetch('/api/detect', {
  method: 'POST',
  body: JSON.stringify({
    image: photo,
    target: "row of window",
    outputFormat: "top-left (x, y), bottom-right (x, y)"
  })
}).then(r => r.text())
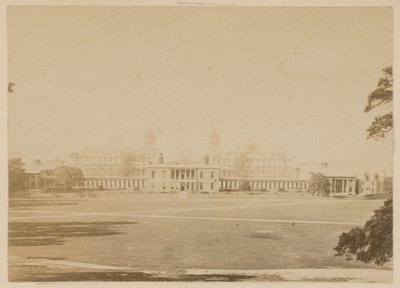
top-left (75, 157), bottom-right (151, 164)
top-left (212, 158), bottom-right (286, 165)
top-left (219, 169), bottom-right (286, 178)
top-left (75, 157), bottom-right (121, 163)
top-left (150, 169), bottom-right (216, 180)
top-left (157, 182), bottom-right (214, 190)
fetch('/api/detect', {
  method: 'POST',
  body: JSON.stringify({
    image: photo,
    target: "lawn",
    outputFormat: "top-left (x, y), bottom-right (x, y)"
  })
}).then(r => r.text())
top-left (8, 190), bottom-right (391, 281)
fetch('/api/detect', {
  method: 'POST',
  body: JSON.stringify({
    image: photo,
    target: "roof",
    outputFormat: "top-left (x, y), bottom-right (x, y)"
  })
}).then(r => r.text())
top-left (25, 160), bottom-right (66, 174)
top-left (147, 163), bottom-right (219, 169)
top-left (144, 128), bottom-right (156, 141)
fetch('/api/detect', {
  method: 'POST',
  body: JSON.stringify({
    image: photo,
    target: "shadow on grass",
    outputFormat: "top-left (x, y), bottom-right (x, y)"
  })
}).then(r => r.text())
top-left (9, 201), bottom-right (78, 210)
top-left (12, 271), bottom-right (256, 282)
top-left (8, 221), bottom-right (137, 247)
top-left (302, 277), bottom-right (352, 282)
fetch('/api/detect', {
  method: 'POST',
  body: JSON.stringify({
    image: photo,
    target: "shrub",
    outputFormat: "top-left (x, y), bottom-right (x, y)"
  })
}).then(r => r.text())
top-left (334, 198), bottom-right (392, 265)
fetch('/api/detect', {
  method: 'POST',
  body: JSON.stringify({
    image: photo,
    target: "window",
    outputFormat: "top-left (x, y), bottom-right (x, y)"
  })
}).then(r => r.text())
top-left (211, 183), bottom-right (214, 190)
top-left (200, 172), bottom-right (203, 178)
top-left (171, 170), bottom-right (175, 179)
top-left (152, 171), bottom-right (155, 178)
top-left (191, 170), bottom-right (195, 178)
top-left (181, 170), bottom-right (185, 179)
top-left (200, 183), bottom-right (203, 190)
top-left (211, 172), bottom-right (214, 179)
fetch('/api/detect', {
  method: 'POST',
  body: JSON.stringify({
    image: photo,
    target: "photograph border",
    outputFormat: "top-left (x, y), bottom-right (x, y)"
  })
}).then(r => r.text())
top-left (1, 1), bottom-right (399, 287)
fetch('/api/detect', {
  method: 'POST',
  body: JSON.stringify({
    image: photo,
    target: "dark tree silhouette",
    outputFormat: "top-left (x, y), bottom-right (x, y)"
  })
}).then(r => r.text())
top-left (41, 166), bottom-right (84, 190)
top-left (334, 66), bottom-right (393, 265)
top-left (365, 66), bottom-right (393, 139)
top-left (8, 158), bottom-right (26, 193)
top-left (334, 198), bottom-right (393, 265)
top-left (307, 172), bottom-right (330, 196)
top-left (8, 82), bottom-right (15, 93)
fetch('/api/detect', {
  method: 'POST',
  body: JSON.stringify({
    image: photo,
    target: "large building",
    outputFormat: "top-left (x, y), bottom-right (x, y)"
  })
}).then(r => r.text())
top-left (145, 156), bottom-right (219, 193)
top-left (76, 129), bottom-right (310, 192)
top-left (208, 129), bottom-right (297, 180)
top-left (65, 128), bottom-right (391, 196)
top-left (70, 128), bottom-right (158, 177)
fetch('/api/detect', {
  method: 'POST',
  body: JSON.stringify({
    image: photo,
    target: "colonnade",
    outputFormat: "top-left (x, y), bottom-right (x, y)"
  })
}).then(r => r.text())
top-left (82, 177), bottom-right (145, 189)
top-left (219, 179), bottom-right (309, 191)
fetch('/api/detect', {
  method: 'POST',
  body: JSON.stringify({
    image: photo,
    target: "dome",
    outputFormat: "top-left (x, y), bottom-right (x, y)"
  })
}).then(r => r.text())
top-left (209, 128), bottom-right (220, 142)
top-left (144, 128), bottom-right (155, 142)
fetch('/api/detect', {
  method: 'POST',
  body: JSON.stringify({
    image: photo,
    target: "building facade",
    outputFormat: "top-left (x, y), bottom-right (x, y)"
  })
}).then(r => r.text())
top-left (208, 130), bottom-right (297, 180)
top-left (145, 163), bottom-right (219, 193)
top-left (70, 128), bottom-right (158, 178)
top-left (326, 176), bottom-right (358, 196)
top-left (66, 128), bottom-right (391, 196)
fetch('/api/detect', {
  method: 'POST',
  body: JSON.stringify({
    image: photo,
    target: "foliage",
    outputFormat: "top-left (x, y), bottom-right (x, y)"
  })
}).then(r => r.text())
top-left (367, 113), bottom-right (393, 139)
top-left (119, 152), bottom-right (146, 177)
top-left (239, 181), bottom-right (251, 191)
top-left (8, 82), bottom-right (15, 93)
top-left (335, 66), bottom-right (394, 265)
top-left (8, 158), bottom-right (26, 192)
top-left (382, 177), bottom-right (393, 194)
top-left (365, 66), bottom-right (393, 139)
top-left (334, 198), bottom-right (393, 265)
top-left (233, 144), bottom-right (255, 191)
top-left (307, 173), bottom-right (330, 196)
top-left (41, 166), bottom-right (84, 190)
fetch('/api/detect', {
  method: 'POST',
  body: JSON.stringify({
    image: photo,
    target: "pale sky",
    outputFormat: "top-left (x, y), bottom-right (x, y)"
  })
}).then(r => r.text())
top-left (7, 6), bottom-right (393, 175)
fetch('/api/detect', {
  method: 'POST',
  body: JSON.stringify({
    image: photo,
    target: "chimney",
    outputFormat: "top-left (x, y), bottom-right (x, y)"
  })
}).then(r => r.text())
top-left (33, 159), bottom-right (41, 165)
top-left (158, 153), bottom-right (164, 164)
top-left (320, 162), bottom-right (328, 169)
top-left (203, 154), bottom-right (210, 165)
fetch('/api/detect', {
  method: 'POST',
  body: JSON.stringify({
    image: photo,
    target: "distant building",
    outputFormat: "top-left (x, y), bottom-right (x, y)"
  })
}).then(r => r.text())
top-left (24, 159), bottom-right (66, 190)
top-left (326, 176), bottom-right (357, 196)
top-left (72, 128), bottom-right (387, 196)
top-left (71, 128), bottom-right (158, 177)
top-left (208, 130), bottom-right (296, 180)
top-left (359, 179), bottom-right (383, 195)
top-left (145, 156), bottom-right (219, 193)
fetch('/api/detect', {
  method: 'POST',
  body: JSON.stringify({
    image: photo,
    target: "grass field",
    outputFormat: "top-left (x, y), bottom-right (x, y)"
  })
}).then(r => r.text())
top-left (8, 190), bottom-right (392, 282)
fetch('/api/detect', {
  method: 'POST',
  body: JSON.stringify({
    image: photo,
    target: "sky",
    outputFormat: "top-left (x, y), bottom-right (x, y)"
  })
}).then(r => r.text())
top-left (7, 6), bottom-right (393, 176)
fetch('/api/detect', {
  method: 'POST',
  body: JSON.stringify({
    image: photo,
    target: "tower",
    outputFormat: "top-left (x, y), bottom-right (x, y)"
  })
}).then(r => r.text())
top-left (143, 127), bottom-right (156, 156)
top-left (209, 128), bottom-right (220, 154)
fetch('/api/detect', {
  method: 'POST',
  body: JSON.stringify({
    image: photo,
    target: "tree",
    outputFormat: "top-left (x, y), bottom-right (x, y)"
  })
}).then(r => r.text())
top-left (41, 166), bottom-right (83, 190)
top-left (365, 66), bottom-right (393, 139)
top-left (382, 177), bottom-right (393, 194)
top-left (334, 198), bottom-right (392, 265)
top-left (307, 173), bottom-right (330, 196)
top-left (8, 158), bottom-right (26, 193)
top-left (119, 152), bottom-right (140, 177)
top-left (334, 66), bottom-right (393, 264)
top-left (233, 144), bottom-right (255, 191)
top-left (8, 82), bottom-right (15, 93)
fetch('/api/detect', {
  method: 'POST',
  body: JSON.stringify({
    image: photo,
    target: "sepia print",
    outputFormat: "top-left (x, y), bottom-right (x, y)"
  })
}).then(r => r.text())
top-left (4, 2), bottom-right (396, 285)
